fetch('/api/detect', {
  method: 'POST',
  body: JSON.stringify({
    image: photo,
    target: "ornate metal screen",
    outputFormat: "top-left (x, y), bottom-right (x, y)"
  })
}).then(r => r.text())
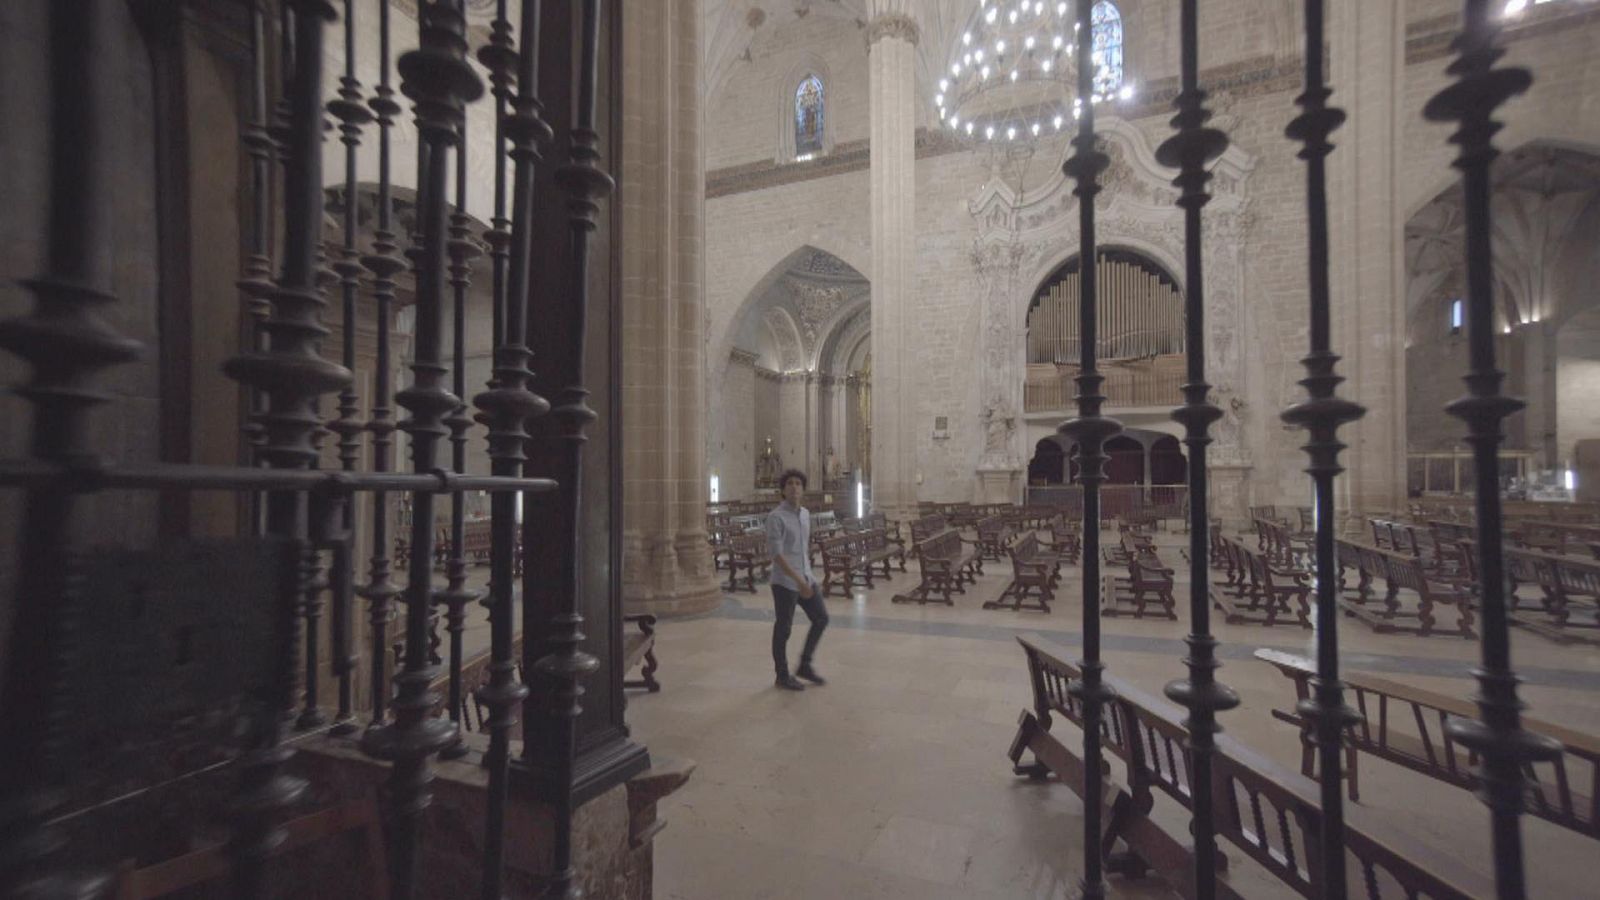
top-left (0, 1), bottom-right (622, 898)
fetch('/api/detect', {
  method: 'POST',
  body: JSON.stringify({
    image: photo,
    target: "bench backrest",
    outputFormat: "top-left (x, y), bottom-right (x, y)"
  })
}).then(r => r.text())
top-left (917, 530), bottom-right (960, 567)
top-left (1019, 635), bottom-right (1493, 900)
top-left (1256, 649), bottom-right (1600, 841)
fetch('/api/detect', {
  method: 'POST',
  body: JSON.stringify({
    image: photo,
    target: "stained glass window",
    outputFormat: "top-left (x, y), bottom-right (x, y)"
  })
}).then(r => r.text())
top-left (1091, 1), bottom-right (1124, 97)
top-left (795, 75), bottom-right (825, 157)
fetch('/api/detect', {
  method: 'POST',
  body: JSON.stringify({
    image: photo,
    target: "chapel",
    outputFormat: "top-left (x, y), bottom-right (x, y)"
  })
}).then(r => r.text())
top-left (1, 0), bottom-right (1598, 898)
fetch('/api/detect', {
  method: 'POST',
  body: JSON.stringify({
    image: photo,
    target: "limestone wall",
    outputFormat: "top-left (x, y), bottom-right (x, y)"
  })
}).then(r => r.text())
top-left (702, 2), bottom-right (1600, 512)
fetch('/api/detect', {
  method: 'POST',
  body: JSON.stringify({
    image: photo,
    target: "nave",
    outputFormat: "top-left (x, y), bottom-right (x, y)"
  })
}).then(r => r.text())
top-left (632, 521), bottom-right (1600, 899)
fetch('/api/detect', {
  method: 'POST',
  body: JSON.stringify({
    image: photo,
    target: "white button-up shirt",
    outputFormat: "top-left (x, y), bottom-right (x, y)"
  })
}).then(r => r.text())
top-left (764, 501), bottom-right (814, 591)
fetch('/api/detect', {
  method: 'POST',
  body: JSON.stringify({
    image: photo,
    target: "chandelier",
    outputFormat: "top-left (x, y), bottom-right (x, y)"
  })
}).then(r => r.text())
top-left (937, 0), bottom-right (1134, 144)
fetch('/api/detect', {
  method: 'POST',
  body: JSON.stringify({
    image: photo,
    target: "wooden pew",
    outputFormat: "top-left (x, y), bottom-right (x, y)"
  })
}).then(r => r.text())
top-left (973, 515), bottom-right (1014, 562)
top-left (892, 530), bottom-right (976, 606)
top-left (1209, 535), bottom-right (1311, 628)
top-left (1257, 649), bottom-right (1600, 841)
top-left (1503, 547), bottom-right (1600, 644)
top-left (1039, 514), bottom-right (1082, 565)
top-left (985, 532), bottom-right (1059, 613)
top-left (725, 532), bottom-right (771, 594)
top-left (1337, 538), bottom-right (1475, 638)
top-left (1009, 635), bottom-right (1493, 900)
top-left (820, 529), bottom-right (901, 597)
top-left (1101, 539), bottom-right (1177, 620)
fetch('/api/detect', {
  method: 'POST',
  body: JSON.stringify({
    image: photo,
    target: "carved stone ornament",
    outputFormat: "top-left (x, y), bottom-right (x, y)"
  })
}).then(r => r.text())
top-left (789, 279), bottom-right (848, 345)
top-left (865, 13), bottom-right (919, 47)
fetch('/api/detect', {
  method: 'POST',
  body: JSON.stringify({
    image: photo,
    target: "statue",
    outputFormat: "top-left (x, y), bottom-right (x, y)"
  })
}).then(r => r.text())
top-left (756, 434), bottom-right (781, 487)
top-left (982, 398), bottom-right (1016, 463)
top-left (825, 446), bottom-right (840, 483)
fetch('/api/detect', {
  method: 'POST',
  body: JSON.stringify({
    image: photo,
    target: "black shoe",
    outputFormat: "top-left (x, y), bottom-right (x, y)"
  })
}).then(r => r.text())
top-left (796, 665), bottom-right (826, 686)
top-left (775, 674), bottom-right (806, 691)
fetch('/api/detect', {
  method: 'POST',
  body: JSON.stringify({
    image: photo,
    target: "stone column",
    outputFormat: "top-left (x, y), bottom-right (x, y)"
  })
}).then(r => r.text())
top-left (1331, 0), bottom-right (1407, 514)
top-left (867, 1), bottom-right (919, 519)
top-left (620, 0), bottom-right (721, 617)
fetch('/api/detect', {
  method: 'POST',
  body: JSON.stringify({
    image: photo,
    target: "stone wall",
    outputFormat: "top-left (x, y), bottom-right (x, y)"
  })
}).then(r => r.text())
top-left (702, 1), bottom-right (1600, 515)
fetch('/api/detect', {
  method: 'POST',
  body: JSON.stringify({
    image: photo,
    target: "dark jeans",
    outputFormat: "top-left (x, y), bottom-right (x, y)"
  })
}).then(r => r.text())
top-left (771, 582), bottom-right (828, 677)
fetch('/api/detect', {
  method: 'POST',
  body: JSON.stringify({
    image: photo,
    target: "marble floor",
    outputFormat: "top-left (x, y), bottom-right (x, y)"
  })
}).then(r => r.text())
top-left (625, 529), bottom-right (1600, 899)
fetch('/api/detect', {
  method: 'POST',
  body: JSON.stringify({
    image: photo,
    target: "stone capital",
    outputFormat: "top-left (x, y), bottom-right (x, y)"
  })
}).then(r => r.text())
top-left (865, 13), bottom-right (919, 47)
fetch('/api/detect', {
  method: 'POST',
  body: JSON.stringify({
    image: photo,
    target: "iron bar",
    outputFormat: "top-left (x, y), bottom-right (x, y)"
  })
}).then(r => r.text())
top-left (439, 99), bottom-right (484, 763)
top-left (240, 0), bottom-right (277, 523)
top-left (1057, 1), bottom-right (1121, 898)
top-left (221, 1), bottom-right (346, 894)
top-left (0, 0), bottom-right (143, 893)
top-left (361, 0), bottom-right (406, 729)
top-left (360, 2), bottom-right (483, 895)
top-left (320, 0), bottom-right (370, 737)
top-left (473, 2), bottom-right (543, 891)
top-left (537, 0), bottom-right (610, 894)
top-left (1156, 3), bottom-right (1240, 897)
top-left (1423, 3), bottom-right (1561, 899)
top-left (484, 0), bottom-right (516, 364)
top-left (1281, 4), bottom-right (1369, 896)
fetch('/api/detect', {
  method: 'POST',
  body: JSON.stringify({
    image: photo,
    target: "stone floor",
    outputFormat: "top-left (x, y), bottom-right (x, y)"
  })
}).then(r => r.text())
top-left (625, 529), bottom-right (1600, 899)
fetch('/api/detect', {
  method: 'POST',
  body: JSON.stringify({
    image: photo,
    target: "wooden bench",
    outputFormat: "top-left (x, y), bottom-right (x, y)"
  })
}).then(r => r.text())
top-left (973, 515), bottom-right (1014, 562)
top-left (1008, 635), bottom-right (1493, 900)
top-left (1101, 541), bottom-right (1177, 620)
top-left (1503, 547), bottom-right (1600, 644)
top-left (1209, 535), bottom-right (1311, 627)
top-left (1257, 649), bottom-right (1596, 840)
top-left (985, 533), bottom-right (1059, 613)
top-left (808, 522), bottom-right (844, 566)
top-left (725, 532), bottom-right (771, 594)
top-left (893, 530), bottom-right (978, 606)
top-left (1040, 515), bottom-right (1082, 565)
top-left (1337, 538), bottom-right (1475, 638)
top-left (820, 528), bottom-right (900, 598)
top-left (1255, 517), bottom-right (1311, 568)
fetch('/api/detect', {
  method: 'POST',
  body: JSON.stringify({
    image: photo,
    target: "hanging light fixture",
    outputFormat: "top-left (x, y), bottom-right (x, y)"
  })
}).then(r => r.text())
top-left (940, 0), bottom-right (1131, 147)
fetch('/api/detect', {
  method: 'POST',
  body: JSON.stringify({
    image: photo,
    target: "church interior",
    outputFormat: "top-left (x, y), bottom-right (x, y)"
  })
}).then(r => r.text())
top-left (2, 0), bottom-right (1599, 898)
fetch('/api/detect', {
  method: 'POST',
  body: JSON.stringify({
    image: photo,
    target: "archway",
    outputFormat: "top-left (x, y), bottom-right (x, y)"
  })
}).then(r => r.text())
top-left (1150, 435), bottom-right (1186, 485)
top-left (1403, 142), bottom-right (1600, 493)
top-left (712, 246), bottom-right (869, 500)
top-left (1105, 435), bottom-right (1145, 485)
top-left (1029, 437), bottom-right (1065, 485)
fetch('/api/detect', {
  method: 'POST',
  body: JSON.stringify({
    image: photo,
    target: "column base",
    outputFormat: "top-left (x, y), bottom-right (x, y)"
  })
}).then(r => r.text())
top-left (976, 467), bottom-right (1022, 505)
top-left (1207, 464), bottom-right (1252, 531)
top-left (622, 531), bottom-right (724, 618)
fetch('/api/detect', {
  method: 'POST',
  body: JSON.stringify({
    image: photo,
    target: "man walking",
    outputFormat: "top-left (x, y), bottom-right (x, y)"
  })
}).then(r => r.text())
top-left (765, 469), bottom-right (828, 690)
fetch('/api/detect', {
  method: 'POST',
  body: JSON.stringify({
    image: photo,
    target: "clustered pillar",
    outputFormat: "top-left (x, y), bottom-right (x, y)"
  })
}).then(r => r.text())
top-left (866, 1), bottom-right (919, 520)
top-left (619, 0), bottom-right (722, 616)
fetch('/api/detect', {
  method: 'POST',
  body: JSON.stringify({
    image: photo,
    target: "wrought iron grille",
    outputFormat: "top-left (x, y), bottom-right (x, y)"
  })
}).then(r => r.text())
top-left (0, 1), bottom-right (618, 898)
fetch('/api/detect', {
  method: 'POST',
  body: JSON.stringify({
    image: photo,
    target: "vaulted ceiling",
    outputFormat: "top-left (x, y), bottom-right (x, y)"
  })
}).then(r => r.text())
top-left (1405, 144), bottom-right (1600, 337)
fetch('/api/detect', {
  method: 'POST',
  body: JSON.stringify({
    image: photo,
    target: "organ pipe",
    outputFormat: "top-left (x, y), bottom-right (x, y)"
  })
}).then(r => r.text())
top-left (1026, 256), bottom-right (1185, 365)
